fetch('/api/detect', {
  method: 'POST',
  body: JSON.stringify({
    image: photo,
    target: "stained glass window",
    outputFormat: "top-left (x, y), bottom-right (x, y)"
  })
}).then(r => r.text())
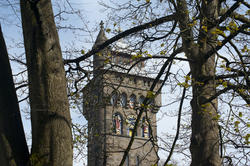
top-left (113, 113), bottom-right (122, 135)
top-left (120, 92), bottom-right (127, 108)
top-left (126, 115), bottom-right (136, 137)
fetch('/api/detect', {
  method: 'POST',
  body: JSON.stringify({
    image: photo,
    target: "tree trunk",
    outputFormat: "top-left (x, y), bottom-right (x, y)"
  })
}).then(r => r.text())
top-left (189, 55), bottom-right (221, 166)
top-left (176, 0), bottom-right (221, 164)
top-left (189, 1), bottom-right (221, 165)
top-left (0, 24), bottom-right (29, 166)
top-left (20, 0), bottom-right (73, 165)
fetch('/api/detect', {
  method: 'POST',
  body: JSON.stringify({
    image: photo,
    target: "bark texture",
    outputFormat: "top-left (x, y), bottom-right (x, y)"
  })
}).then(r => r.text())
top-left (20, 0), bottom-right (73, 165)
top-left (190, 0), bottom-right (221, 165)
top-left (177, 0), bottom-right (221, 165)
top-left (190, 56), bottom-right (220, 166)
top-left (0, 25), bottom-right (29, 166)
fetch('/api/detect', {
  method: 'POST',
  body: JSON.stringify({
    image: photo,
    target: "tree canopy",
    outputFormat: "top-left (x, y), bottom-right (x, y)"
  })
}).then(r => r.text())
top-left (0, 0), bottom-right (249, 166)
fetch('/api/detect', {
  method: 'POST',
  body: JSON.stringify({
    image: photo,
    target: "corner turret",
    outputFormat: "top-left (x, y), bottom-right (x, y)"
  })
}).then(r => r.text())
top-left (93, 21), bottom-right (108, 75)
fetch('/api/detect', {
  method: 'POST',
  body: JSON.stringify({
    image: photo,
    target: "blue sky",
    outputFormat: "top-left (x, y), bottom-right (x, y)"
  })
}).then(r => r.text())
top-left (1, 1), bottom-right (107, 165)
top-left (1, 1), bottom-right (247, 165)
top-left (1, 1), bottom-right (183, 165)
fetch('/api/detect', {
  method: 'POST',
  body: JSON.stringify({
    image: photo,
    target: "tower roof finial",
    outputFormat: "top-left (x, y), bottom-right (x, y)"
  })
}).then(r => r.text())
top-left (93, 20), bottom-right (108, 48)
top-left (100, 20), bottom-right (104, 30)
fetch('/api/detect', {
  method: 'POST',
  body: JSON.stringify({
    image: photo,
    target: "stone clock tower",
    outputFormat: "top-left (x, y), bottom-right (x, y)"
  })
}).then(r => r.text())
top-left (83, 22), bottom-right (161, 166)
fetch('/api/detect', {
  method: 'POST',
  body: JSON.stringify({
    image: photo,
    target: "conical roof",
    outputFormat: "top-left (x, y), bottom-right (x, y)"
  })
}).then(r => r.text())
top-left (93, 21), bottom-right (108, 48)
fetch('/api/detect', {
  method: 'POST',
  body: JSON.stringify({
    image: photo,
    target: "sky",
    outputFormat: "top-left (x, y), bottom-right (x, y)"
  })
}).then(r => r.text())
top-left (0, 1), bottom-right (107, 165)
top-left (2, 1), bottom-right (248, 165)
top-left (0, 0), bottom-right (186, 165)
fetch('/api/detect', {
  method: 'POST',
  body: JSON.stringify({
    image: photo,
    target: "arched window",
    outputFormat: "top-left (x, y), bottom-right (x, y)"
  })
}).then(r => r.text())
top-left (126, 115), bottom-right (136, 137)
top-left (129, 94), bottom-right (136, 109)
top-left (138, 95), bottom-right (145, 105)
top-left (110, 91), bottom-right (118, 106)
top-left (141, 117), bottom-right (149, 138)
top-left (113, 113), bottom-right (123, 135)
top-left (120, 92), bottom-right (127, 108)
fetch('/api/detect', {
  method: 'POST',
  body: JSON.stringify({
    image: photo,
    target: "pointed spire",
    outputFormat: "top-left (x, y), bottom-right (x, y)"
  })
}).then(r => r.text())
top-left (93, 21), bottom-right (108, 48)
top-left (100, 20), bottom-right (104, 30)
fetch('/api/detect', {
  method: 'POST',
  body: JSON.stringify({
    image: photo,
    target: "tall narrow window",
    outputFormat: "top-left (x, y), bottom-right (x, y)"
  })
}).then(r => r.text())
top-left (110, 91), bottom-right (118, 106)
top-left (138, 95), bottom-right (145, 105)
top-left (126, 115), bottom-right (136, 137)
top-left (129, 94), bottom-right (136, 109)
top-left (127, 128), bottom-right (137, 137)
top-left (141, 117), bottom-right (149, 138)
top-left (120, 92), bottom-right (127, 108)
top-left (113, 113), bottom-right (122, 135)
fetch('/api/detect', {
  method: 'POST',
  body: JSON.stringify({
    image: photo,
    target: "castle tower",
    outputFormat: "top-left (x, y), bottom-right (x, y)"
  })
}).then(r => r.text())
top-left (83, 22), bottom-right (161, 166)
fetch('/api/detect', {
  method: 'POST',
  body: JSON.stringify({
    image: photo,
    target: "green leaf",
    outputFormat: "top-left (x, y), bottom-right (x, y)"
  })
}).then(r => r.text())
top-left (106, 28), bottom-right (111, 33)
top-left (239, 112), bottom-right (243, 117)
